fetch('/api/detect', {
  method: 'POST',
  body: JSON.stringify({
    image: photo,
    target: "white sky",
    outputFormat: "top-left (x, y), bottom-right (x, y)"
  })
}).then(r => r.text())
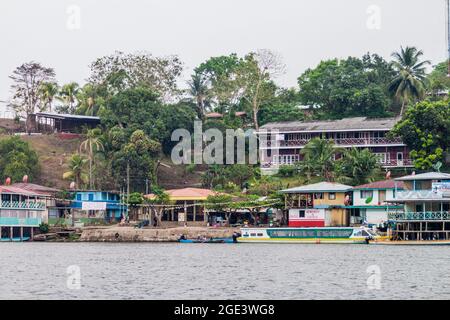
top-left (0, 0), bottom-right (447, 116)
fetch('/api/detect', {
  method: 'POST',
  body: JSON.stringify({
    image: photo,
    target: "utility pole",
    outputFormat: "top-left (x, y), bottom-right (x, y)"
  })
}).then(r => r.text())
top-left (126, 161), bottom-right (130, 202)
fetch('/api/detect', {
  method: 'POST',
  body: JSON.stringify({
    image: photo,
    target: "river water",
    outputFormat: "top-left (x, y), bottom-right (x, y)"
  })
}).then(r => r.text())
top-left (1, 242), bottom-right (449, 300)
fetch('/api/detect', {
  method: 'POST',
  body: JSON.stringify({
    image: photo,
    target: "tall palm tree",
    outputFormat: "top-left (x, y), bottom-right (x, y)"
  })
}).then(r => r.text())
top-left (80, 129), bottom-right (104, 189)
top-left (188, 72), bottom-right (209, 123)
top-left (337, 148), bottom-right (381, 186)
top-left (38, 82), bottom-right (59, 112)
top-left (63, 154), bottom-right (88, 188)
top-left (389, 46), bottom-right (431, 116)
top-left (58, 82), bottom-right (80, 114)
top-left (300, 138), bottom-right (337, 182)
top-left (76, 84), bottom-right (100, 116)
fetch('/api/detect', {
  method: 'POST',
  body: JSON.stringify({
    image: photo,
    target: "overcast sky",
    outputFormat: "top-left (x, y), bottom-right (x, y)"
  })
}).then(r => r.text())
top-left (0, 0), bottom-right (447, 116)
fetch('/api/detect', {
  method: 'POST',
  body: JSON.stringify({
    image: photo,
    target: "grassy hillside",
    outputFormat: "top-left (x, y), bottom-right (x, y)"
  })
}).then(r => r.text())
top-left (0, 133), bottom-right (203, 190)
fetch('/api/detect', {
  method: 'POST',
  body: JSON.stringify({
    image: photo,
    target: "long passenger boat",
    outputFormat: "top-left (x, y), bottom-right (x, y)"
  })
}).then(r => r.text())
top-left (238, 227), bottom-right (379, 244)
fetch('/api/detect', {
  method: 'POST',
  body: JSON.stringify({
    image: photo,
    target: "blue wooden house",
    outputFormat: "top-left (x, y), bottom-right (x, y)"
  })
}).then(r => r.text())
top-left (70, 191), bottom-right (127, 222)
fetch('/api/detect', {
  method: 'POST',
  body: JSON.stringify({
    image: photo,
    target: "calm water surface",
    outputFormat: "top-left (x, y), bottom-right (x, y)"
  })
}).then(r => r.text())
top-left (1, 243), bottom-right (449, 300)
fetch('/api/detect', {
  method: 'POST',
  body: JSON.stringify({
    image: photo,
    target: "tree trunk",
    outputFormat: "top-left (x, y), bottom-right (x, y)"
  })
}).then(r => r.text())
top-left (399, 100), bottom-right (406, 117)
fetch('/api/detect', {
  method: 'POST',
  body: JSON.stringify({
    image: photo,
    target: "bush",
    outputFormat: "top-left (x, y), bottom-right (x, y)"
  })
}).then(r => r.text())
top-left (39, 223), bottom-right (49, 234)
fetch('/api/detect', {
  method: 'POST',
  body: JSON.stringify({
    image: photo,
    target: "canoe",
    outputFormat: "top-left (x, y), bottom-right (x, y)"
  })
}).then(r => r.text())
top-left (179, 238), bottom-right (235, 244)
top-left (370, 240), bottom-right (450, 246)
top-left (0, 237), bottom-right (30, 242)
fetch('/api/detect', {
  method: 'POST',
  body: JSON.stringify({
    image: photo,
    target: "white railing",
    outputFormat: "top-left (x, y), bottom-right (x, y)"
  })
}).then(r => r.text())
top-left (0, 201), bottom-right (46, 210)
top-left (276, 137), bottom-right (404, 148)
top-left (388, 211), bottom-right (450, 221)
top-left (387, 190), bottom-right (446, 202)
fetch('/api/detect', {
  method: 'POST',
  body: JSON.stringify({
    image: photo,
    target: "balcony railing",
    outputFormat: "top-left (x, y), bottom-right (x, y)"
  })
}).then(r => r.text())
top-left (388, 211), bottom-right (450, 221)
top-left (387, 190), bottom-right (446, 201)
top-left (261, 158), bottom-right (413, 169)
top-left (271, 137), bottom-right (405, 148)
top-left (0, 201), bottom-right (46, 210)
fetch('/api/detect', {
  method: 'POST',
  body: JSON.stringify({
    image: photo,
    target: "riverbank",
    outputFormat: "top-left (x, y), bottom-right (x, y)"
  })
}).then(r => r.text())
top-left (78, 226), bottom-right (240, 242)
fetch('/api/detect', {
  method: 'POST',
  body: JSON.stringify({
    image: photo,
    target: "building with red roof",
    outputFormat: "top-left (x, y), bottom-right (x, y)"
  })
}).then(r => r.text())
top-left (0, 184), bottom-right (49, 241)
top-left (145, 188), bottom-right (225, 225)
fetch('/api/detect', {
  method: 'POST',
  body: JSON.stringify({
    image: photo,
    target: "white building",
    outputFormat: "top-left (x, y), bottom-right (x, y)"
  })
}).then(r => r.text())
top-left (350, 180), bottom-right (404, 225)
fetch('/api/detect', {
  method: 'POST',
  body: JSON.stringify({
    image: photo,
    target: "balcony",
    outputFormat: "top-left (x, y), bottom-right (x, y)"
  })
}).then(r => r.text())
top-left (388, 211), bottom-right (450, 221)
top-left (269, 137), bottom-right (405, 148)
top-left (0, 201), bottom-right (46, 210)
top-left (387, 190), bottom-right (447, 202)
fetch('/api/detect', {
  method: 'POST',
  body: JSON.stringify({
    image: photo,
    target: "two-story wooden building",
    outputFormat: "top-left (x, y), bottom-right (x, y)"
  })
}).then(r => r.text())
top-left (281, 182), bottom-right (353, 227)
top-left (259, 117), bottom-right (412, 171)
top-left (387, 172), bottom-right (450, 241)
top-left (0, 185), bottom-right (47, 241)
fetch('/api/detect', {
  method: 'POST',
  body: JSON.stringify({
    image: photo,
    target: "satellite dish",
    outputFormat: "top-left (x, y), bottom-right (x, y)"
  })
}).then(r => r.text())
top-left (69, 181), bottom-right (76, 189)
top-left (23, 175), bottom-right (29, 183)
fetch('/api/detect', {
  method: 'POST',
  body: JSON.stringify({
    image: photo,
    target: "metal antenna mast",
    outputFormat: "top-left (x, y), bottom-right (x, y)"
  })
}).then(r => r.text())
top-left (447, 0), bottom-right (450, 76)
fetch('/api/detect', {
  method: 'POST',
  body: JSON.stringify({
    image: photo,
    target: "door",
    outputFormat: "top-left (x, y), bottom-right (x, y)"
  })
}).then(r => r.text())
top-left (397, 152), bottom-right (403, 166)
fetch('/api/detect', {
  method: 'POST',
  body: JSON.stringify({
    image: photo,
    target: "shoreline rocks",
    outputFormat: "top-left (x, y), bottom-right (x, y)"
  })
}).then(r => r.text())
top-left (78, 226), bottom-right (240, 242)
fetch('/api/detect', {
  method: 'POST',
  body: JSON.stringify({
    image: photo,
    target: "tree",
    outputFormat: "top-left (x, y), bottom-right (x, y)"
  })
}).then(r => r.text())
top-left (57, 82), bottom-right (80, 114)
top-left (127, 192), bottom-right (144, 221)
top-left (75, 84), bottom-right (106, 116)
top-left (299, 138), bottom-right (338, 181)
top-left (258, 88), bottom-right (304, 126)
top-left (224, 165), bottom-right (255, 188)
top-left (298, 55), bottom-right (391, 119)
top-left (187, 72), bottom-right (209, 122)
top-left (80, 128), bottom-right (104, 189)
top-left (38, 82), bottom-right (59, 113)
top-left (390, 100), bottom-right (450, 170)
top-left (88, 51), bottom-right (183, 102)
top-left (111, 130), bottom-right (161, 192)
top-left (388, 46), bottom-right (431, 116)
top-left (337, 148), bottom-right (381, 186)
top-left (0, 137), bottom-right (39, 183)
top-left (8, 62), bottom-right (56, 132)
top-left (231, 50), bottom-right (285, 130)
top-left (427, 60), bottom-right (450, 98)
top-left (146, 186), bottom-right (173, 226)
top-left (63, 154), bottom-right (88, 188)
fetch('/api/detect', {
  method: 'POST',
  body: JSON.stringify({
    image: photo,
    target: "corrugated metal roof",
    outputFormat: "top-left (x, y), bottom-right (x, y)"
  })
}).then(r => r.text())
top-left (0, 185), bottom-right (42, 196)
top-left (281, 182), bottom-right (352, 193)
top-left (35, 112), bottom-right (100, 121)
top-left (145, 188), bottom-right (222, 201)
top-left (395, 172), bottom-right (450, 181)
top-left (353, 180), bottom-right (404, 190)
top-left (260, 117), bottom-right (400, 132)
top-left (10, 183), bottom-right (60, 196)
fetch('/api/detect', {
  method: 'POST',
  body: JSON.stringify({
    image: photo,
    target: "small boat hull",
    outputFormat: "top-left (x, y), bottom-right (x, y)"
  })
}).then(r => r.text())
top-left (238, 227), bottom-right (377, 244)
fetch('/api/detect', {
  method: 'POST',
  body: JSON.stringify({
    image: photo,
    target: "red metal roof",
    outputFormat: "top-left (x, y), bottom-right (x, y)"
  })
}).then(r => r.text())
top-left (0, 185), bottom-right (42, 196)
top-left (353, 180), bottom-right (404, 190)
top-left (145, 188), bottom-right (221, 200)
top-left (10, 183), bottom-right (60, 196)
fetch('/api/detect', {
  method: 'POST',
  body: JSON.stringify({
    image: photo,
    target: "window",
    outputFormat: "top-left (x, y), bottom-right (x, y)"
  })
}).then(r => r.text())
top-left (314, 193), bottom-right (324, 200)
top-left (360, 190), bottom-right (373, 199)
top-left (299, 210), bottom-right (305, 218)
top-left (328, 193), bottom-right (336, 200)
top-left (88, 193), bottom-right (94, 201)
top-left (76, 194), bottom-right (82, 201)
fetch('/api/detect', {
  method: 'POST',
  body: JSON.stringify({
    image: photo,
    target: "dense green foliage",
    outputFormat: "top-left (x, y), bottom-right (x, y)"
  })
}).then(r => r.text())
top-left (391, 100), bottom-right (450, 170)
top-left (298, 54), bottom-right (394, 118)
top-left (0, 137), bottom-right (39, 183)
